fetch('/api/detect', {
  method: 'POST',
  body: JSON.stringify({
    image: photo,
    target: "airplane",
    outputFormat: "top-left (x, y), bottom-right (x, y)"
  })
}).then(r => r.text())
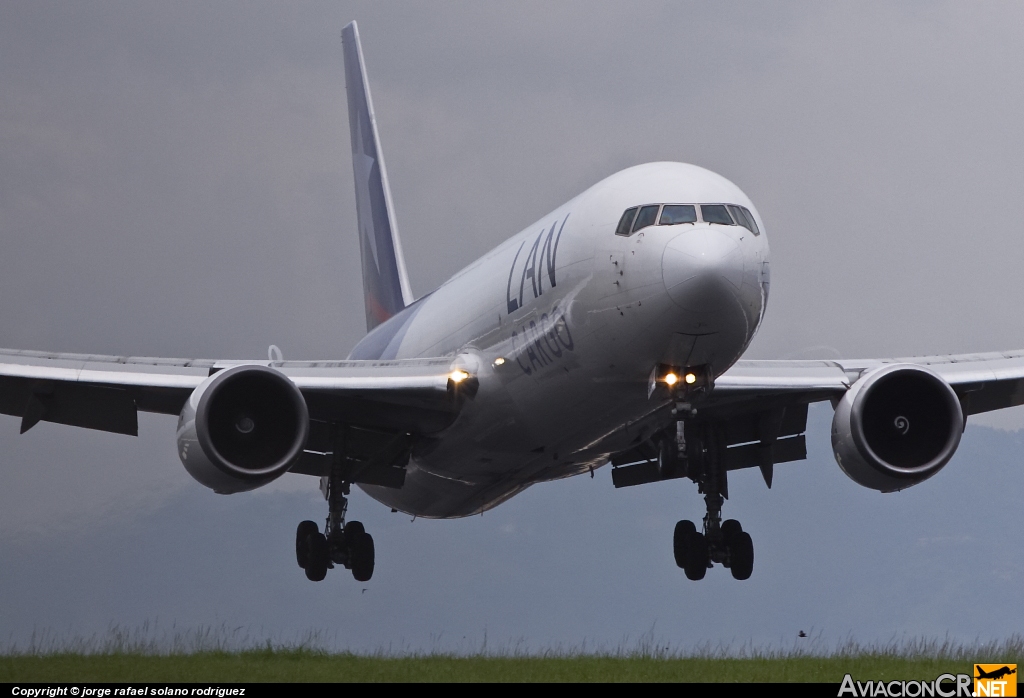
top-left (975, 667), bottom-right (1017, 681)
top-left (3, 20), bottom-right (1024, 584)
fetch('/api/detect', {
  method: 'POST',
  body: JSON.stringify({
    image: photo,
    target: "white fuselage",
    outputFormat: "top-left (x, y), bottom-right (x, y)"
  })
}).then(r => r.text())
top-left (354, 162), bottom-right (770, 517)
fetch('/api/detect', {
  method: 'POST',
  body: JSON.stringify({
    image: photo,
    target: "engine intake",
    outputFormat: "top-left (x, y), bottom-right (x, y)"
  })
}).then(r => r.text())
top-left (831, 364), bottom-right (963, 492)
top-left (176, 364), bottom-right (309, 493)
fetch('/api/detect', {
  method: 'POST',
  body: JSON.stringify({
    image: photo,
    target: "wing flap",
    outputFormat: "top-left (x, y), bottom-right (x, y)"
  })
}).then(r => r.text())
top-left (0, 376), bottom-right (138, 435)
top-left (722, 434), bottom-right (807, 471)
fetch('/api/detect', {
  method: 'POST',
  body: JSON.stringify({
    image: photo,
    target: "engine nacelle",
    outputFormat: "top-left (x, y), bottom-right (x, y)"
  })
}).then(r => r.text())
top-left (176, 364), bottom-right (309, 494)
top-left (831, 363), bottom-right (963, 492)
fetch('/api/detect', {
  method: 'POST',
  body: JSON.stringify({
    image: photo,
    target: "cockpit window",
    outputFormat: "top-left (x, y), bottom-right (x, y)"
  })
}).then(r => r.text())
top-left (746, 210), bottom-right (760, 235)
top-left (738, 206), bottom-right (760, 235)
top-left (727, 204), bottom-right (760, 235)
top-left (701, 204), bottom-right (733, 225)
top-left (659, 204), bottom-right (697, 225)
top-left (632, 204), bottom-right (660, 233)
top-left (615, 207), bottom-right (638, 236)
top-left (617, 202), bottom-right (759, 235)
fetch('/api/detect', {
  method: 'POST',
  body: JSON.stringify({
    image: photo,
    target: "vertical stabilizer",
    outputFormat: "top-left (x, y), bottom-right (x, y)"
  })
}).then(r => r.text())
top-left (341, 21), bottom-right (414, 331)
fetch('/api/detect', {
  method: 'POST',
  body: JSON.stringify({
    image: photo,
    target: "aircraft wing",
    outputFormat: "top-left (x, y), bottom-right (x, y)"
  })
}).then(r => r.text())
top-left (707, 349), bottom-right (1024, 416)
top-left (0, 348), bottom-right (462, 438)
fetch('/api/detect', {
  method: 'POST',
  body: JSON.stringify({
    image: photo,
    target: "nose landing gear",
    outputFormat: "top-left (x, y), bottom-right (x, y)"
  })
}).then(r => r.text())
top-left (295, 463), bottom-right (375, 582)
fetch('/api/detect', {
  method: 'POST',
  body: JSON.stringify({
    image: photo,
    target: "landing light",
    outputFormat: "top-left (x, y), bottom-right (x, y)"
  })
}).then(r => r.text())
top-left (449, 369), bottom-right (470, 383)
top-left (664, 373), bottom-right (679, 386)
top-left (493, 357), bottom-right (506, 366)
top-left (685, 372), bottom-right (697, 385)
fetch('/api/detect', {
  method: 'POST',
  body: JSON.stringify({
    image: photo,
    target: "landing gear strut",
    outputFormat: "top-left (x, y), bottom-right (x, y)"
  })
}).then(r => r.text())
top-left (295, 463), bottom-right (375, 582)
top-left (672, 420), bottom-right (754, 580)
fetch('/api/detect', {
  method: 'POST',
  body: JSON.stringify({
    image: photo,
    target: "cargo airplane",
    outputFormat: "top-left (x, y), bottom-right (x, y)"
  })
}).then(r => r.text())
top-left (3, 22), bottom-right (1024, 583)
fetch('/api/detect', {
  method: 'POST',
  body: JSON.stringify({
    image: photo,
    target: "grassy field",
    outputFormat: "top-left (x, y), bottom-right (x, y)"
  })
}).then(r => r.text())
top-left (1, 652), bottom-right (1020, 682)
top-left (3, 639), bottom-right (1022, 682)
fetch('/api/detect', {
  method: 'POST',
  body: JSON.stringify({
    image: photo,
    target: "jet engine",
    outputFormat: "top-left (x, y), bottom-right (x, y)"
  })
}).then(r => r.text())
top-left (176, 364), bottom-right (309, 494)
top-left (831, 364), bottom-right (963, 492)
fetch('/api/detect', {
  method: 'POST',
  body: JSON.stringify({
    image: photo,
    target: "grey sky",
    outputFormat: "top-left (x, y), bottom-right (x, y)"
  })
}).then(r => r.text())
top-left (1, 2), bottom-right (1023, 650)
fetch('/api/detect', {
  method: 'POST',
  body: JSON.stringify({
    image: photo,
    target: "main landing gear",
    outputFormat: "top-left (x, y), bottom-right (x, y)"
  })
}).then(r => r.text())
top-left (295, 464), bottom-right (374, 582)
top-left (673, 517), bottom-right (753, 581)
top-left (665, 420), bottom-right (754, 581)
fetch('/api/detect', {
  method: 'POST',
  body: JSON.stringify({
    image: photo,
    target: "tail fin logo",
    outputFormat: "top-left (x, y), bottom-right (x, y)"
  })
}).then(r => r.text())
top-left (342, 22), bottom-right (413, 331)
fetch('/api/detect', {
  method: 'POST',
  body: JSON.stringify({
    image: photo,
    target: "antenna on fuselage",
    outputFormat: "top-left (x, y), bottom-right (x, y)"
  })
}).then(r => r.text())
top-left (268, 344), bottom-right (283, 366)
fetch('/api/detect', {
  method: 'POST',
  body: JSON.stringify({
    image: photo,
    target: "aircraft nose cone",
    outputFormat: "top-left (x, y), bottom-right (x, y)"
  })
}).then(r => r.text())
top-left (662, 228), bottom-right (745, 311)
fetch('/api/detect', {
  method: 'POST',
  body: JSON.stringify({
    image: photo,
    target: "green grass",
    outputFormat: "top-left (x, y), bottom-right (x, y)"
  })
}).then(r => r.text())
top-left (1, 651), bottom-right (1018, 682)
top-left (2, 630), bottom-right (1021, 682)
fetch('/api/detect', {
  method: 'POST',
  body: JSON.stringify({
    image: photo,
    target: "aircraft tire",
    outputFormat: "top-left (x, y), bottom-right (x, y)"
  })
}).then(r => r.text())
top-left (304, 532), bottom-right (329, 582)
top-left (729, 531), bottom-right (754, 581)
top-left (296, 520), bottom-right (319, 569)
top-left (344, 520), bottom-right (365, 540)
top-left (721, 519), bottom-right (742, 545)
top-left (683, 532), bottom-right (708, 581)
top-left (351, 532), bottom-right (375, 582)
top-left (673, 520), bottom-right (697, 568)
